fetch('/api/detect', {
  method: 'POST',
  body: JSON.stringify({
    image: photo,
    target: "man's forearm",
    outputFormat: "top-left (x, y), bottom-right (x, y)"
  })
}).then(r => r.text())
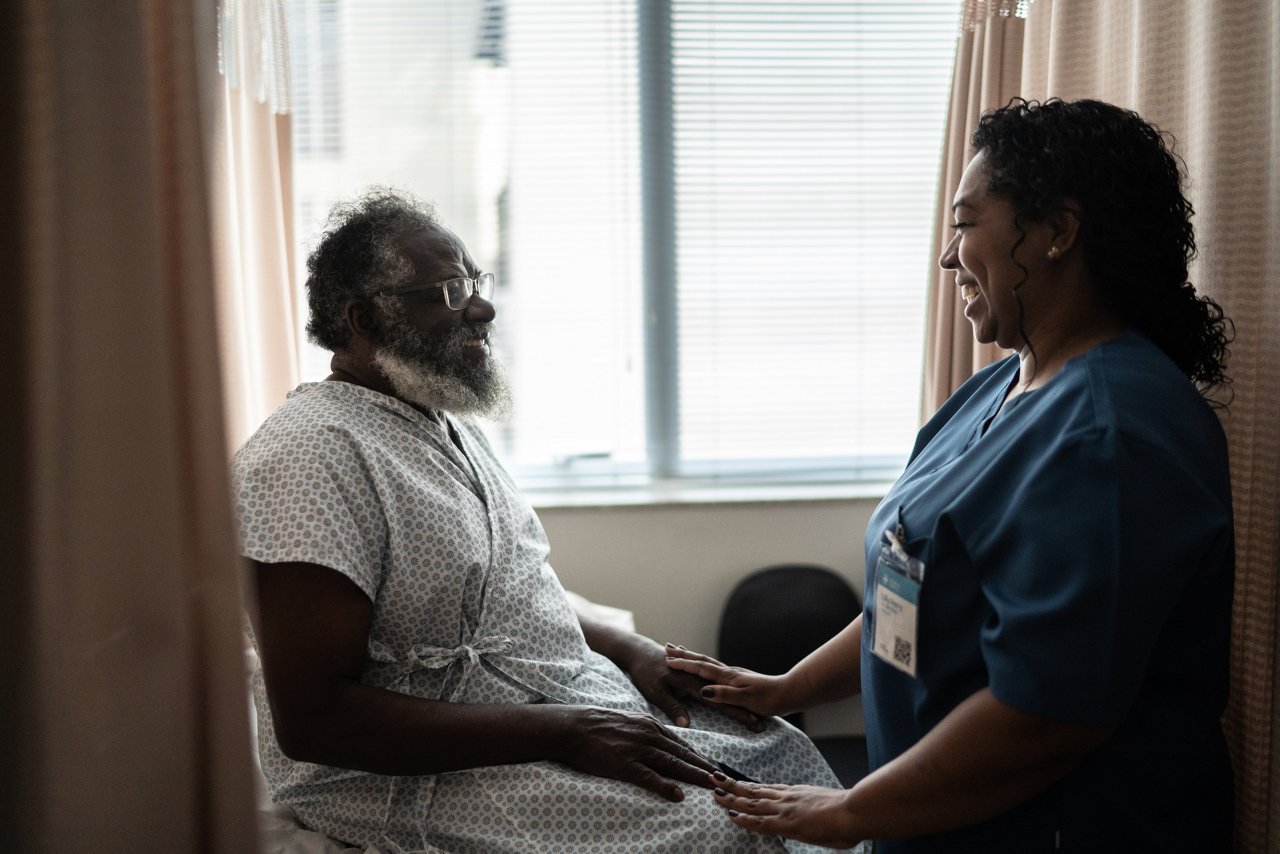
top-left (252, 560), bottom-right (716, 799)
top-left (577, 608), bottom-right (657, 672)
top-left (272, 675), bottom-right (720, 803)
top-left (273, 678), bottom-right (575, 775)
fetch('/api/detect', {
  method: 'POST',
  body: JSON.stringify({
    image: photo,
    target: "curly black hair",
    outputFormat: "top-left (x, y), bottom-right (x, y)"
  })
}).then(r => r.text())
top-left (304, 188), bottom-right (440, 352)
top-left (971, 98), bottom-right (1232, 396)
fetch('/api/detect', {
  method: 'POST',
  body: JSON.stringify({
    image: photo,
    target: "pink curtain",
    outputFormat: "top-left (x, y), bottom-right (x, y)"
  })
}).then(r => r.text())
top-left (925, 1), bottom-right (1280, 848)
top-left (212, 0), bottom-right (300, 450)
top-left (921, 2), bottom-right (1025, 417)
top-left (2, 1), bottom-right (257, 848)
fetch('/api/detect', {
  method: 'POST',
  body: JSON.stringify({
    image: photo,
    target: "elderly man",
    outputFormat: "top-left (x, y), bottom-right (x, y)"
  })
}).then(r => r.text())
top-left (234, 189), bottom-right (843, 853)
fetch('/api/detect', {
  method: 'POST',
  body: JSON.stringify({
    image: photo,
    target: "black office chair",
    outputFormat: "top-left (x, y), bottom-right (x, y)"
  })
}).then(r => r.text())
top-left (718, 563), bottom-right (869, 787)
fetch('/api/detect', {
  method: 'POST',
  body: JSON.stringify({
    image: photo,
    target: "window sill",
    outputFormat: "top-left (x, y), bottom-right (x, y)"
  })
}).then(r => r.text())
top-left (524, 479), bottom-right (894, 510)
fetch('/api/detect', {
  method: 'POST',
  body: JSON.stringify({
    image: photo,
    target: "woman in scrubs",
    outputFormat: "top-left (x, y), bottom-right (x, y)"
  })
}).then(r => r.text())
top-left (667, 98), bottom-right (1235, 853)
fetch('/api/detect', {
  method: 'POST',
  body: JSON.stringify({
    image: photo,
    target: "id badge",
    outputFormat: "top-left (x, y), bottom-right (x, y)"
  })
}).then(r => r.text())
top-left (871, 526), bottom-right (926, 677)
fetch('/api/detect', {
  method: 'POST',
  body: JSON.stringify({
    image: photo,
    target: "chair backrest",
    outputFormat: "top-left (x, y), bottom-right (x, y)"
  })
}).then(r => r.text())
top-left (717, 564), bottom-right (861, 731)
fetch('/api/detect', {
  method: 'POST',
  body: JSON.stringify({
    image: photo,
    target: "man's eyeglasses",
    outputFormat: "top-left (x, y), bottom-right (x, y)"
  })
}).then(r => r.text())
top-left (376, 273), bottom-right (495, 310)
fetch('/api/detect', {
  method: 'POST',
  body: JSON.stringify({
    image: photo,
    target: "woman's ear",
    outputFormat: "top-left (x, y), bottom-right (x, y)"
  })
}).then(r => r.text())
top-left (1046, 204), bottom-right (1082, 257)
top-left (343, 297), bottom-right (383, 345)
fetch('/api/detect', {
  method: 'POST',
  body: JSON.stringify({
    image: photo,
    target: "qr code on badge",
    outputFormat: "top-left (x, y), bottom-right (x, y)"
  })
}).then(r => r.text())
top-left (893, 636), bottom-right (913, 667)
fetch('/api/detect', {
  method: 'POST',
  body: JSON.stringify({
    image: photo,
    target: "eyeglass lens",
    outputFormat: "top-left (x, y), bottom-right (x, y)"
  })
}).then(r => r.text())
top-left (444, 273), bottom-right (495, 309)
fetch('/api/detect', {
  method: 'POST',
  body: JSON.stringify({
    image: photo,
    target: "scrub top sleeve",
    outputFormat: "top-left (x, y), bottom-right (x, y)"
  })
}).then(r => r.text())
top-left (974, 427), bottom-right (1225, 727)
top-left (233, 424), bottom-right (387, 603)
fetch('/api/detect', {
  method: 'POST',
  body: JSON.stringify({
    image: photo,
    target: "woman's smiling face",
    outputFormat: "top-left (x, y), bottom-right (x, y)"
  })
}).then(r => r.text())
top-left (939, 151), bottom-right (1048, 351)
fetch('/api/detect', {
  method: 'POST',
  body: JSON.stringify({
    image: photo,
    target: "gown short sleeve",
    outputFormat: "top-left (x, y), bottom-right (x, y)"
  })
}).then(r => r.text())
top-left (233, 387), bottom-right (388, 602)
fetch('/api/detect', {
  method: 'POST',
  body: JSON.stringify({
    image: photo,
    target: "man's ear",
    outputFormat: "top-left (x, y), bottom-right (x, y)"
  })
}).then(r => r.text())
top-left (343, 297), bottom-right (383, 345)
top-left (1046, 203), bottom-right (1082, 255)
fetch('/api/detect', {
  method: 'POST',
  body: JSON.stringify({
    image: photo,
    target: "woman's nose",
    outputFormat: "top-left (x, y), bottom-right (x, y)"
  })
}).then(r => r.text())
top-left (938, 232), bottom-right (959, 270)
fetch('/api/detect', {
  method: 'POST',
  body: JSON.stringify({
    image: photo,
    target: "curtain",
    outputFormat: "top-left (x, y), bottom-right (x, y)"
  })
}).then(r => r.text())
top-left (925, 1), bottom-right (1280, 849)
top-left (214, 0), bottom-right (299, 450)
top-left (921, 1), bottom-right (1025, 416)
top-left (2, 1), bottom-right (257, 849)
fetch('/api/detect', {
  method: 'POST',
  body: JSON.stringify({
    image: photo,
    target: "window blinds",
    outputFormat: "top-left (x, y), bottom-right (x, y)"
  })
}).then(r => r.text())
top-left (284, 0), bottom-right (958, 489)
top-left (670, 1), bottom-right (958, 478)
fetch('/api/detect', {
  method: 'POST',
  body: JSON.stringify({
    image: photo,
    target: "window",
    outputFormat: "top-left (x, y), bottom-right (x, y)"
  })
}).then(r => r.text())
top-left (286, 0), bottom-right (958, 494)
top-left (289, 0), bottom-right (343, 157)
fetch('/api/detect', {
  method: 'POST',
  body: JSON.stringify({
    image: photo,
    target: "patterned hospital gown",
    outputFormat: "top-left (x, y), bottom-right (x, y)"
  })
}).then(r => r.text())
top-left (233, 382), bottom-right (847, 853)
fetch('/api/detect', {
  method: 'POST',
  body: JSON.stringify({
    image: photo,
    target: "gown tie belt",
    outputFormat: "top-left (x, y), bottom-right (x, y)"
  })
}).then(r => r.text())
top-left (370, 634), bottom-right (517, 852)
top-left (369, 635), bottom-right (517, 693)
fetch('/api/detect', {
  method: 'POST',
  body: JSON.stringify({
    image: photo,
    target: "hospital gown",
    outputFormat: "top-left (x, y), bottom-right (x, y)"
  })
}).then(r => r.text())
top-left (234, 381), bottom-right (845, 853)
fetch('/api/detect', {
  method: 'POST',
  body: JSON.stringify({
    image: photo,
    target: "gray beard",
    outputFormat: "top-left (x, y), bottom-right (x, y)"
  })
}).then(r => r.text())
top-left (373, 321), bottom-right (512, 421)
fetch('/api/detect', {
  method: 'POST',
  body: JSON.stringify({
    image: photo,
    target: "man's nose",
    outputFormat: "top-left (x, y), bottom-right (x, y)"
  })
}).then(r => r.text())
top-left (464, 294), bottom-right (496, 323)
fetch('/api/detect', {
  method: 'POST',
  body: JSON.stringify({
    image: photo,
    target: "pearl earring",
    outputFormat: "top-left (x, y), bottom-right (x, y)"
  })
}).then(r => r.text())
top-left (1047, 246), bottom-right (1060, 259)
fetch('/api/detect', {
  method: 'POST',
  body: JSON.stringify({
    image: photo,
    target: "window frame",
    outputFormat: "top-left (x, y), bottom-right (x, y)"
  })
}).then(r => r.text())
top-left (285, 0), bottom-right (958, 502)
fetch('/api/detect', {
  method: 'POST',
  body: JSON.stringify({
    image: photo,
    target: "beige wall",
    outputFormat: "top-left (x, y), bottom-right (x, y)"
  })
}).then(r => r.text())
top-left (537, 497), bottom-right (881, 737)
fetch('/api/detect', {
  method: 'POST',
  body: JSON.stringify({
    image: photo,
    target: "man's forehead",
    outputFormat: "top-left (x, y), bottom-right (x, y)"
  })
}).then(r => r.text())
top-left (398, 225), bottom-right (458, 253)
top-left (399, 226), bottom-right (469, 275)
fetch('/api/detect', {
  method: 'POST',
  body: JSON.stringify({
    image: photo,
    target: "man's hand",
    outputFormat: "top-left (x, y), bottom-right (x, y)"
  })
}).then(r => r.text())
top-left (576, 610), bottom-right (765, 731)
top-left (549, 706), bottom-right (722, 802)
top-left (664, 646), bottom-right (794, 718)
top-left (709, 773), bottom-right (865, 848)
top-left (623, 640), bottom-right (765, 731)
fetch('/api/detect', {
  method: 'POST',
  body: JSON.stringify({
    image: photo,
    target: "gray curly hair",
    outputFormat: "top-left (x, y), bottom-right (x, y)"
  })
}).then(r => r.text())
top-left (304, 187), bottom-right (439, 352)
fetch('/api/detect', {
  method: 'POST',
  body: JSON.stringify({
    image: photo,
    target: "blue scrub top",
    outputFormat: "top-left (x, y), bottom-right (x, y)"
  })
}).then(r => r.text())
top-left (863, 330), bottom-right (1233, 853)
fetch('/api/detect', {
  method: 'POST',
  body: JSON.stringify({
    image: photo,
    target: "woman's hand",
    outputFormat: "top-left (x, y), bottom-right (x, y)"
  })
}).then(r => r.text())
top-left (709, 772), bottom-right (864, 848)
top-left (550, 705), bottom-right (722, 802)
top-left (665, 645), bottom-right (794, 718)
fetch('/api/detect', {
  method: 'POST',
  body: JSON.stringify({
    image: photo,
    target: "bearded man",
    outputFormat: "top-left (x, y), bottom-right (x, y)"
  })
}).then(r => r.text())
top-left (232, 189), bottom-right (844, 853)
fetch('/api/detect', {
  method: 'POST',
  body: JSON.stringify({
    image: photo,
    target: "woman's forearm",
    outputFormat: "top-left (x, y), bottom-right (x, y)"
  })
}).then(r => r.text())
top-left (782, 614), bottom-right (863, 711)
top-left (709, 688), bottom-right (1111, 846)
top-left (840, 687), bottom-right (1111, 840)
